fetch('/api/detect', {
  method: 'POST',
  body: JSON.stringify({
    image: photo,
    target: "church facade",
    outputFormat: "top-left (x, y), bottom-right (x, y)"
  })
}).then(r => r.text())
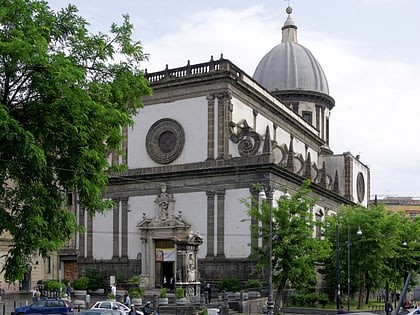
top-left (69, 7), bottom-right (370, 290)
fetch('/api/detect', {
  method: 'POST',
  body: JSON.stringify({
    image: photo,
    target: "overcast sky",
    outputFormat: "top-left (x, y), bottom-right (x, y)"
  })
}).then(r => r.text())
top-left (47, 0), bottom-right (420, 199)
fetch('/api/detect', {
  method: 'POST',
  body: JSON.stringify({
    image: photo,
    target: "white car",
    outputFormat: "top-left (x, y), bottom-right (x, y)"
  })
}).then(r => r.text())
top-left (403, 309), bottom-right (420, 315)
top-left (90, 301), bottom-right (143, 315)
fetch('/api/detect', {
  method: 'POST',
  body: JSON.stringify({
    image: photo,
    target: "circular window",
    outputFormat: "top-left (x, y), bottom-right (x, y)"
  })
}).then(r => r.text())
top-left (356, 172), bottom-right (365, 203)
top-left (146, 118), bottom-right (185, 164)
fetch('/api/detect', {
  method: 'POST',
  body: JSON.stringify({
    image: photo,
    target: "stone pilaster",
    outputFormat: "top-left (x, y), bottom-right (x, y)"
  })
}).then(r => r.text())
top-left (216, 190), bottom-right (226, 257)
top-left (206, 191), bottom-right (215, 257)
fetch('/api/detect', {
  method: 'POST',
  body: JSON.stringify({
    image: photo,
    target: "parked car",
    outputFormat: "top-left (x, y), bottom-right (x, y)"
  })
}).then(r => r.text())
top-left (401, 309), bottom-right (420, 315)
top-left (90, 301), bottom-right (143, 315)
top-left (78, 310), bottom-right (124, 315)
top-left (11, 299), bottom-right (73, 315)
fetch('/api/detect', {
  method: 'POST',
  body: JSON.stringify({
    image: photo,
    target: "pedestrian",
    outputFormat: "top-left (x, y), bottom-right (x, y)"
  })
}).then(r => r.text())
top-left (385, 300), bottom-right (393, 315)
top-left (337, 304), bottom-right (347, 314)
top-left (123, 291), bottom-right (131, 307)
top-left (143, 301), bottom-right (155, 315)
top-left (65, 283), bottom-right (73, 300)
top-left (111, 283), bottom-right (117, 297)
top-left (128, 304), bottom-right (137, 315)
top-left (203, 283), bottom-right (212, 303)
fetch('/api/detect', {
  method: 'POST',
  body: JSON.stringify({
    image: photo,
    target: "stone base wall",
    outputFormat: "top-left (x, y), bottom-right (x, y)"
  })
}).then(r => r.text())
top-left (77, 257), bottom-right (141, 280)
top-left (198, 257), bottom-right (264, 285)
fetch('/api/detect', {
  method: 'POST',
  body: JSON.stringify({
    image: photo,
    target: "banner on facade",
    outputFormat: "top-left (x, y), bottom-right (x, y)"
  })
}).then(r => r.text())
top-left (156, 248), bottom-right (176, 262)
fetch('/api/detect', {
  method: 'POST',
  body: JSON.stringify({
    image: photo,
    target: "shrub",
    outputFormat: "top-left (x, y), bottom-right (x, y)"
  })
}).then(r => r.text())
top-left (306, 293), bottom-right (318, 306)
top-left (115, 272), bottom-right (127, 284)
top-left (218, 277), bottom-right (242, 292)
top-left (128, 275), bottom-right (143, 286)
top-left (159, 288), bottom-right (167, 298)
top-left (130, 286), bottom-right (145, 298)
top-left (318, 293), bottom-right (328, 308)
top-left (107, 293), bottom-right (116, 300)
top-left (44, 280), bottom-right (64, 291)
top-left (176, 287), bottom-right (185, 299)
top-left (244, 279), bottom-right (262, 291)
top-left (72, 277), bottom-right (89, 290)
top-left (85, 268), bottom-right (107, 291)
top-left (291, 294), bottom-right (307, 307)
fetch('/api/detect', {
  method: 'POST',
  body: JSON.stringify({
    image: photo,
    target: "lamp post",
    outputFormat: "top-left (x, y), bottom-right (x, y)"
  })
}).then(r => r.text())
top-left (259, 189), bottom-right (274, 315)
top-left (346, 226), bottom-right (362, 311)
top-left (335, 225), bottom-right (340, 311)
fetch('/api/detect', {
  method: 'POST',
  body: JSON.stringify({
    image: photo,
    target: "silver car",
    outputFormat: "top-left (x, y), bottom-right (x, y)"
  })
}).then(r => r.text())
top-left (90, 301), bottom-right (143, 315)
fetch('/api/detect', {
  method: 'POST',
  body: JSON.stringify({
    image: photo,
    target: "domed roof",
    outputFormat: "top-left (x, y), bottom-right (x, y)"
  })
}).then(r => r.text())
top-left (253, 7), bottom-right (329, 95)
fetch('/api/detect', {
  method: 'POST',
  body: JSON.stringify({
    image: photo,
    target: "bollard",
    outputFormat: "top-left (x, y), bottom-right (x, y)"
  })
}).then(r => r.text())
top-left (3, 303), bottom-right (5, 315)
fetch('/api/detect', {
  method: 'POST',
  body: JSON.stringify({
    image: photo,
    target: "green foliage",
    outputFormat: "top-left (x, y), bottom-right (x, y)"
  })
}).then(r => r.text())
top-left (128, 275), bottom-right (143, 286)
top-left (317, 293), bottom-right (328, 308)
top-left (176, 287), bottom-right (185, 299)
top-left (244, 181), bottom-right (330, 300)
top-left (44, 280), bottom-right (64, 291)
top-left (322, 203), bottom-right (420, 309)
top-left (130, 286), bottom-right (144, 298)
top-left (290, 293), bottom-right (324, 307)
top-left (218, 277), bottom-right (242, 292)
top-left (244, 279), bottom-right (262, 291)
top-left (85, 268), bottom-right (107, 291)
top-left (115, 272), bottom-right (128, 284)
top-left (107, 293), bottom-right (116, 300)
top-left (159, 288), bottom-right (167, 298)
top-left (0, 0), bottom-right (151, 282)
top-left (128, 275), bottom-right (144, 298)
top-left (71, 277), bottom-right (89, 290)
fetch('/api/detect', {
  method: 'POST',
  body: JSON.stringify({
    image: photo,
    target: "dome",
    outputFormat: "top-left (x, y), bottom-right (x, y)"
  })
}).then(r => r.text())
top-left (253, 8), bottom-right (329, 95)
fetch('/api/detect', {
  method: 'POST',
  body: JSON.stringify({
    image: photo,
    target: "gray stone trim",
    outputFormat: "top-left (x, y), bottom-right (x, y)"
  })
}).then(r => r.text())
top-left (121, 197), bottom-right (129, 257)
top-left (217, 93), bottom-right (229, 159)
top-left (216, 190), bottom-right (226, 257)
top-left (206, 191), bottom-right (215, 257)
top-left (106, 156), bottom-right (354, 206)
top-left (344, 154), bottom-right (354, 201)
top-left (113, 199), bottom-right (119, 258)
top-left (249, 187), bottom-right (260, 255)
top-left (78, 205), bottom-right (85, 258)
top-left (207, 94), bottom-right (215, 160)
top-left (145, 118), bottom-right (185, 164)
top-left (87, 211), bottom-right (93, 258)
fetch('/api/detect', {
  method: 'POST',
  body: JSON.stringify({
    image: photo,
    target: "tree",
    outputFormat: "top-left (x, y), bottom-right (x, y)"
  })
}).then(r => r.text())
top-left (322, 204), bottom-right (420, 309)
top-left (0, 0), bottom-right (151, 282)
top-left (245, 180), bottom-right (331, 314)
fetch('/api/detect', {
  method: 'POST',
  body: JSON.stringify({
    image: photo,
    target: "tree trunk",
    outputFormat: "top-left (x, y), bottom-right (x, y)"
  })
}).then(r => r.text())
top-left (274, 287), bottom-right (283, 315)
top-left (365, 286), bottom-right (370, 305)
top-left (357, 283), bottom-right (364, 309)
top-left (273, 279), bottom-right (287, 315)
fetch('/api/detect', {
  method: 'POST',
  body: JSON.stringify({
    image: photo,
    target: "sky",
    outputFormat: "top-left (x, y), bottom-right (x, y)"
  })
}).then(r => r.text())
top-left (46, 0), bottom-right (420, 199)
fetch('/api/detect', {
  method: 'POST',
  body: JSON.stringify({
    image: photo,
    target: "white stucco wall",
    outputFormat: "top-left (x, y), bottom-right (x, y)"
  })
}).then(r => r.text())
top-left (352, 158), bottom-right (369, 207)
top-left (128, 97), bottom-right (208, 168)
top-left (224, 188), bottom-right (252, 258)
top-left (92, 210), bottom-right (114, 259)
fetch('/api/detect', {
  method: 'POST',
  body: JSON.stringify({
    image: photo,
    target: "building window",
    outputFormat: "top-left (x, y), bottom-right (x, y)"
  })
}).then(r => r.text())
top-left (302, 111), bottom-right (312, 124)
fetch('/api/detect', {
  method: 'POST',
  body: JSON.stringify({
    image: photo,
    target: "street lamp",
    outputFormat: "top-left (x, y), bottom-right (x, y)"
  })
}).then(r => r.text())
top-left (346, 226), bottom-right (362, 311)
top-left (258, 189), bottom-right (274, 315)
